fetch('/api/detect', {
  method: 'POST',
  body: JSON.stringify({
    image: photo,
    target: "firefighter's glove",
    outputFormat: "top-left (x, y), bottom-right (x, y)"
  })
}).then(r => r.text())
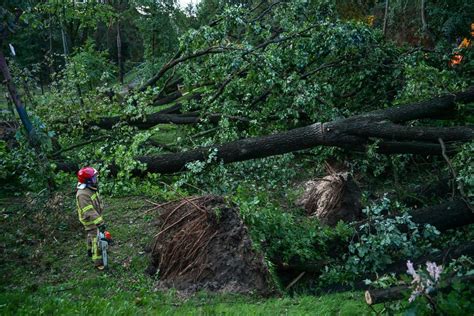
top-left (98, 224), bottom-right (106, 233)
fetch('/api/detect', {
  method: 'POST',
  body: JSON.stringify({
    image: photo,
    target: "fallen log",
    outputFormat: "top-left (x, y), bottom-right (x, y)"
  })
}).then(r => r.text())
top-left (0, 49), bottom-right (34, 137)
top-left (57, 87), bottom-right (474, 174)
top-left (408, 199), bottom-right (473, 232)
top-left (276, 202), bottom-right (474, 274)
top-left (95, 113), bottom-right (200, 129)
top-left (365, 275), bottom-right (474, 305)
top-left (354, 199), bottom-right (474, 233)
top-left (94, 112), bottom-right (249, 129)
top-left (153, 91), bottom-right (182, 106)
top-left (156, 103), bottom-right (182, 114)
top-left (365, 285), bottom-right (406, 305)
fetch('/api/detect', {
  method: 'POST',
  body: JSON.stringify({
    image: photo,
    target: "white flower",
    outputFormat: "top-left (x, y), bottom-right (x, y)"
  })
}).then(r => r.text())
top-left (406, 260), bottom-right (417, 276)
top-left (426, 261), bottom-right (442, 282)
top-left (409, 290), bottom-right (421, 303)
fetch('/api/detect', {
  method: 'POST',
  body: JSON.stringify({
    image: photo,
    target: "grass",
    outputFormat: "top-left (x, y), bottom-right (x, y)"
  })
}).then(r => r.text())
top-left (0, 194), bottom-right (371, 315)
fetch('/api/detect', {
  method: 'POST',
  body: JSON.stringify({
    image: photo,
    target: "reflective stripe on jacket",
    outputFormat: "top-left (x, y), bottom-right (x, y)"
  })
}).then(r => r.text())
top-left (76, 187), bottom-right (104, 230)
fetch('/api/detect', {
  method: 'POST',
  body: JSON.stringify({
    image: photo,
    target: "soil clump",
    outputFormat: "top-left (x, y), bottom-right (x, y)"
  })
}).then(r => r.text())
top-left (146, 195), bottom-right (274, 296)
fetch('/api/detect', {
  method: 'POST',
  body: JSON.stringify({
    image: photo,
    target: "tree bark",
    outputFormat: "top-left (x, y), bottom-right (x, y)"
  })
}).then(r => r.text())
top-left (420, 0), bottom-right (435, 47)
top-left (348, 123), bottom-right (473, 142)
top-left (102, 86), bottom-right (474, 130)
top-left (94, 112), bottom-right (249, 129)
top-left (365, 285), bottom-right (406, 305)
top-left (156, 103), bottom-right (183, 114)
top-left (117, 20), bottom-right (123, 84)
top-left (60, 18), bottom-right (84, 108)
top-left (154, 91), bottom-right (183, 105)
top-left (60, 87), bottom-right (474, 175)
top-left (383, 0), bottom-right (390, 37)
top-left (132, 87), bottom-right (474, 174)
top-left (354, 199), bottom-right (474, 234)
top-left (408, 199), bottom-right (473, 232)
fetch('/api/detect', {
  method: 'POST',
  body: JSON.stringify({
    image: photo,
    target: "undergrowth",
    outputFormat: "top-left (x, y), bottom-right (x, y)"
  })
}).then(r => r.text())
top-left (0, 193), bottom-right (368, 315)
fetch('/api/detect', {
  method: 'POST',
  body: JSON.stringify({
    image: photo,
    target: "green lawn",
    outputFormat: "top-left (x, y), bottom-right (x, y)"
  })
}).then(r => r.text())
top-left (0, 195), bottom-right (371, 315)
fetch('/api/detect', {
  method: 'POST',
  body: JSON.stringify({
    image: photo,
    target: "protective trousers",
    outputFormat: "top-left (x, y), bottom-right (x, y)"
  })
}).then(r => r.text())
top-left (86, 229), bottom-right (103, 266)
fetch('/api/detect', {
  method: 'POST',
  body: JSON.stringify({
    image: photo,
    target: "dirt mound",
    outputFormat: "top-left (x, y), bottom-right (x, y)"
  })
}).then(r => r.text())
top-left (146, 195), bottom-right (274, 296)
top-left (298, 172), bottom-right (361, 226)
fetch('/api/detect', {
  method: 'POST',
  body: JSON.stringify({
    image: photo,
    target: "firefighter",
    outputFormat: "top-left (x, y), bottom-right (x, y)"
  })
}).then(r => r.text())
top-left (76, 166), bottom-right (106, 270)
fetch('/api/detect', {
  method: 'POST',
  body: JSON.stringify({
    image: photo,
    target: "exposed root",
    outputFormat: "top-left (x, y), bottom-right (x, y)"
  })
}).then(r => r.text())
top-left (298, 171), bottom-right (362, 226)
top-left (148, 195), bottom-right (274, 296)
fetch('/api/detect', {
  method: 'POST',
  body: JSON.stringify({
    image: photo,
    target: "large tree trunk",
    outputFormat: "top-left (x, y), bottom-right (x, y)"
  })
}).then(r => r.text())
top-left (0, 46), bottom-right (55, 188)
top-left (58, 87), bottom-right (474, 175)
top-left (135, 88), bottom-right (474, 174)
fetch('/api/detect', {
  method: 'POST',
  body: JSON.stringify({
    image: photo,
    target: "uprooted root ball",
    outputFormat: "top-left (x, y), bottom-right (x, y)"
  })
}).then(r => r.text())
top-left (298, 172), bottom-right (361, 226)
top-left (147, 195), bottom-right (274, 296)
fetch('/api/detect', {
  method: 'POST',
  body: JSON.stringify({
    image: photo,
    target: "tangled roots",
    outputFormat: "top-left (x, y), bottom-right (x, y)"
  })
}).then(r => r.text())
top-left (299, 172), bottom-right (361, 226)
top-left (147, 195), bottom-right (274, 296)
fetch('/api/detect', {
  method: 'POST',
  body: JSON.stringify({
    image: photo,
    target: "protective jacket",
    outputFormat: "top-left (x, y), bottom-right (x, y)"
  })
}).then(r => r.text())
top-left (76, 187), bottom-right (104, 231)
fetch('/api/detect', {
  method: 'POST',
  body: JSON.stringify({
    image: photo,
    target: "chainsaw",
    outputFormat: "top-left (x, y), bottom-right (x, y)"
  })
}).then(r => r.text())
top-left (97, 230), bottom-right (112, 268)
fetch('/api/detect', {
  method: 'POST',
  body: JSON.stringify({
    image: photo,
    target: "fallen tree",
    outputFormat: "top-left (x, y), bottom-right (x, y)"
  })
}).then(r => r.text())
top-left (354, 199), bottom-right (474, 234)
top-left (57, 86), bottom-right (474, 174)
top-left (276, 199), bottom-right (474, 273)
top-left (94, 111), bottom-right (249, 129)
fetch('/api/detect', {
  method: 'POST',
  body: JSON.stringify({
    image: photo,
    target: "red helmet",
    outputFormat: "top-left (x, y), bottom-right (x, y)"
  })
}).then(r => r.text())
top-left (77, 167), bottom-right (98, 184)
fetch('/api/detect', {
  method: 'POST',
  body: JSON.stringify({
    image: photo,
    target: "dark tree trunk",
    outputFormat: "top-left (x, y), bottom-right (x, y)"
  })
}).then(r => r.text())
top-left (60, 20), bottom-right (84, 108)
top-left (117, 20), bottom-right (123, 84)
top-left (153, 91), bottom-right (183, 105)
top-left (277, 202), bottom-right (474, 274)
top-left (420, 0), bottom-right (435, 48)
top-left (94, 112), bottom-right (248, 129)
top-left (58, 87), bottom-right (474, 175)
top-left (354, 199), bottom-right (474, 234)
top-left (132, 86), bottom-right (474, 174)
top-left (383, 0), bottom-right (390, 37)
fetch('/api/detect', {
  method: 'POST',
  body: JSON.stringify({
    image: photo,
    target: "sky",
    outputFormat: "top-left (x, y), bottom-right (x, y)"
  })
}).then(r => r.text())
top-left (177, 0), bottom-right (199, 9)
